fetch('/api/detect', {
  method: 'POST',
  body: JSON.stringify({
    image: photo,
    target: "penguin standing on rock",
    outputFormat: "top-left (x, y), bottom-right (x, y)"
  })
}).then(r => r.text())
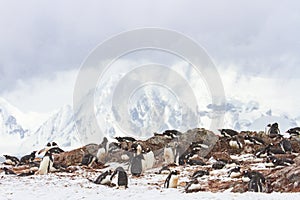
top-left (287, 127), bottom-right (300, 137)
top-left (229, 136), bottom-right (243, 149)
top-left (36, 150), bottom-right (53, 175)
top-left (110, 167), bottom-right (128, 189)
top-left (164, 170), bottom-right (179, 188)
top-left (267, 123), bottom-right (281, 138)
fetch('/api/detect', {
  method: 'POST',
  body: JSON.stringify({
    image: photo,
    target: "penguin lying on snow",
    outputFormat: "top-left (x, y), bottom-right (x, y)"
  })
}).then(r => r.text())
top-left (36, 151), bottom-right (54, 175)
top-left (185, 179), bottom-right (202, 193)
top-left (164, 170), bottom-right (179, 188)
top-left (110, 167), bottom-right (128, 189)
top-left (3, 155), bottom-right (20, 166)
top-left (88, 170), bottom-right (112, 185)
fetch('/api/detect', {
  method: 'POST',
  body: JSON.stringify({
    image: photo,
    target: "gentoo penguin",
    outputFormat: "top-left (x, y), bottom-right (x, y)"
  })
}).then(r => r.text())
top-left (255, 147), bottom-right (269, 158)
top-left (266, 156), bottom-right (294, 167)
top-left (164, 170), bottom-right (179, 188)
top-left (280, 138), bottom-right (293, 153)
top-left (96, 137), bottom-right (109, 163)
top-left (248, 176), bottom-right (263, 192)
top-left (228, 166), bottom-right (241, 178)
top-left (81, 154), bottom-right (98, 167)
top-left (163, 144), bottom-right (175, 164)
top-left (229, 136), bottom-right (243, 149)
top-left (48, 142), bottom-right (64, 154)
top-left (132, 143), bottom-right (155, 171)
top-left (186, 159), bottom-right (206, 166)
top-left (242, 170), bottom-right (265, 184)
top-left (212, 161), bottom-right (226, 170)
top-left (20, 151), bottom-right (37, 164)
top-left (157, 166), bottom-right (171, 174)
top-left (115, 136), bottom-right (136, 143)
top-left (287, 127), bottom-right (300, 137)
top-left (244, 135), bottom-right (265, 145)
top-left (3, 155), bottom-right (20, 166)
top-left (267, 143), bottom-right (285, 155)
top-left (36, 151), bottom-right (53, 175)
top-left (89, 170), bottom-right (112, 185)
top-left (2, 167), bottom-right (16, 175)
top-left (162, 130), bottom-right (182, 139)
top-left (218, 129), bottom-right (238, 138)
top-left (110, 167), bottom-right (128, 189)
top-left (191, 170), bottom-right (209, 179)
top-left (18, 170), bottom-right (36, 177)
top-left (267, 123), bottom-right (280, 138)
top-left (185, 179), bottom-right (202, 193)
top-left (130, 154), bottom-right (144, 177)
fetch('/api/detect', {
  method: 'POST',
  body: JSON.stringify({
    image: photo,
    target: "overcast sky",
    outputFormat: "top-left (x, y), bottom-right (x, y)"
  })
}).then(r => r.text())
top-left (1, 0), bottom-right (300, 113)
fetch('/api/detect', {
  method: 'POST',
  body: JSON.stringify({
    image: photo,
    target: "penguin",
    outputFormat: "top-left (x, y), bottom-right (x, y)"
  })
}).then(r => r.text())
top-left (37, 142), bottom-right (53, 157)
top-left (255, 147), bottom-right (269, 158)
top-left (36, 150), bottom-right (53, 175)
top-left (229, 136), bottom-right (243, 149)
top-left (163, 144), bottom-right (175, 164)
top-left (186, 159), bottom-right (206, 166)
top-left (280, 138), bottom-right (293, 153)
top-left (115, 136), bottom-right (136, 143)
top-left (212, 161), bottom-right (226, 170)
top-left (2, 167), bottom-right (16, 175)
top-left (96, 137), bottom-right (109, 163)
top-left (244, 135), bottom-right (265, 145)
top-left (89, 170), bottom-right (112, 185)
top-left (191, 170), bottom-right (209, 179)
top-left (81, 154), bottom-right (98, 167)
top-left (185, 179), bottom-right (202, 193)
top-left (18, 170), bottom-right (36, 177)
top-left (162, 130), bottom-right (182, 139)
top-left (157, 166), bottom-right (171, 174)
top-left (130, 154), bottom-right (144, 177)
top-left (164, 170), bottom-right (179, 188)
top-left (218, 129), bottom-right (238, 138)
top-left (267, 123), bottom-right (280, 138)
top-left (266, 156), bottom-right (294, 167)
top-left (20, 151), bottom-right (37, 164)
top-left (132, 143), bottom-right (154, 171)
top-left (228, 166), bottom-right (241, 178)
top-left (110, 167), bottom-right (128, 189)
top-left (48, 142), bottom-right (64, 154)
top-left (3, 155), bottom-right (20, 166)
top-left (267, 143), bottom-right (286, 155)
top-left (242, 170), bottom-right (265, 184)
top-left (248, 176), bottom-right (263, 192)
top-left (287, 127), bottom-right (300, 136)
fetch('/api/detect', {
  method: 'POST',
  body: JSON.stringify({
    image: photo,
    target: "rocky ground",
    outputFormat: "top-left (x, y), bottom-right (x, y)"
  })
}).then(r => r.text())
top-left (1, 128), bottom-right (300, 199)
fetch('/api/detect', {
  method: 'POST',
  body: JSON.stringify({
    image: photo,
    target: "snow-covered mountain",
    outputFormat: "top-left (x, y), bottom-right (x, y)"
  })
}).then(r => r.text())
top-left (1, 93), bottom-right (299, 155)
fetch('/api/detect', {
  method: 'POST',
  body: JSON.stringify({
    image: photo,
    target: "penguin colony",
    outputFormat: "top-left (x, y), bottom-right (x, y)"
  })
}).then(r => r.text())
top-left (1, 124), bottom-right (300, 193)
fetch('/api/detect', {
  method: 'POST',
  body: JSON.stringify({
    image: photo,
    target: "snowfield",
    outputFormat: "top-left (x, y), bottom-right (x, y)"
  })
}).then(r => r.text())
top-left (1, 163), bottom-right (300, 200)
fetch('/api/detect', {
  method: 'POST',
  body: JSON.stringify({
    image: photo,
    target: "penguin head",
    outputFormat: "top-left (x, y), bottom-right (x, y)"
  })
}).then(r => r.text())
top-left (171, 170), bottom-right (179, 175)
top-left (46, 142), bottom-right (51, 147)
top-left (51, 142), bottom-right (58, 147)
top-left (31, 151), bottom-right (37, 156)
